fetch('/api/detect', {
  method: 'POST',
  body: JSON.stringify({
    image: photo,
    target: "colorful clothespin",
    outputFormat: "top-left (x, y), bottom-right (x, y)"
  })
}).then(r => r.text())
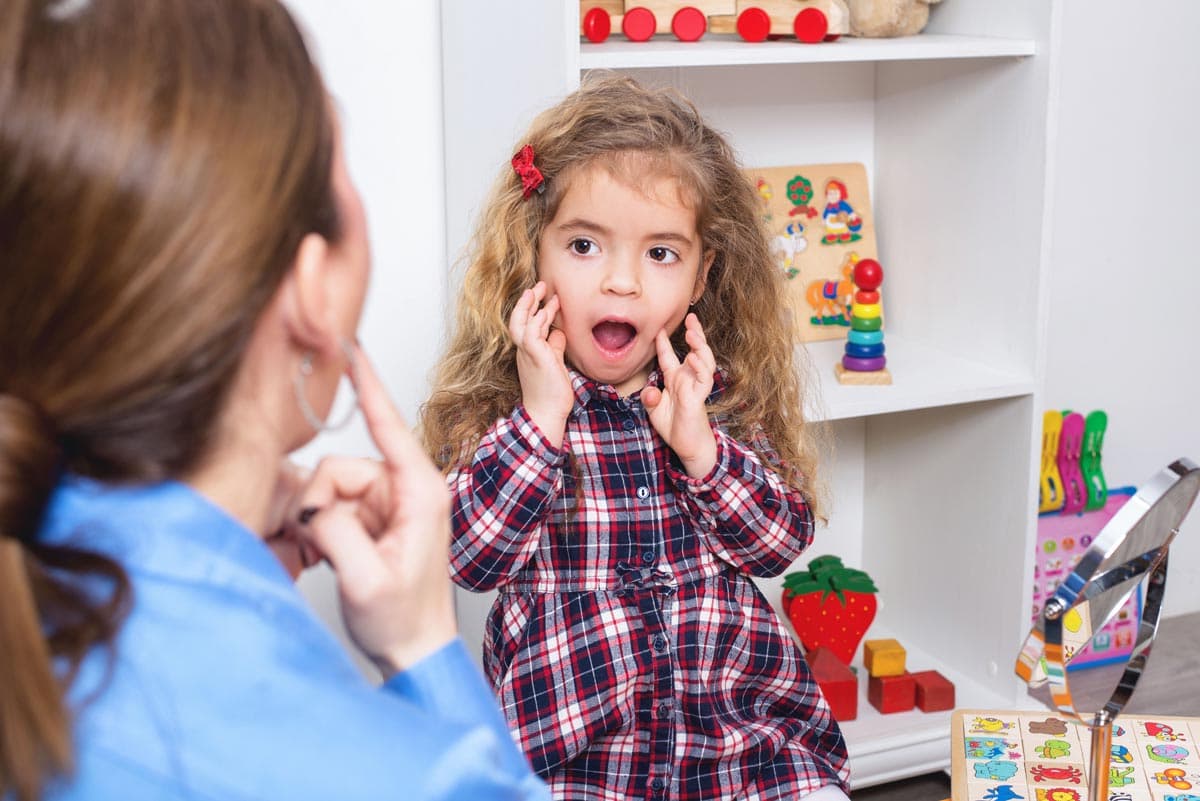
top-left (1039, 410), bottom-right (1065, 513)
top-left (1056, 411), bottom-right (1087, 515)
top-left (1081, 410), bottom-right (1108, 511)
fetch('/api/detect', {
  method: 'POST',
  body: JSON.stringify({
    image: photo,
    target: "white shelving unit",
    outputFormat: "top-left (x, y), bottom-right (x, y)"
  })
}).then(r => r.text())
top-left (441, 1), bottom-right (1055, 788)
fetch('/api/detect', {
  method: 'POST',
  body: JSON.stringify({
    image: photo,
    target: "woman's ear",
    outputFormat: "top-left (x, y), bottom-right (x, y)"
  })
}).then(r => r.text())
top-left (280, 232), bottom-right (334, 351)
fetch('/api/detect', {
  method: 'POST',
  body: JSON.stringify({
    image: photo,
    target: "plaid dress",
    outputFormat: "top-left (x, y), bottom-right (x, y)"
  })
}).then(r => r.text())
top-left (449, 370), bottom-right (850, 801)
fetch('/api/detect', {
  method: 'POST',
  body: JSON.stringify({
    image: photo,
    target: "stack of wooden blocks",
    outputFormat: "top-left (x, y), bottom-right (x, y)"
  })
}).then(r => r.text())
top-left (863, 638), bottom-right (956, 715)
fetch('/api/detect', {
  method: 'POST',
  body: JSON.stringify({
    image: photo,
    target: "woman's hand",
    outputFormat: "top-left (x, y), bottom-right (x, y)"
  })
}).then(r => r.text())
top-left (642, 313), bottom-right (717, 479)
top-left (509, 281), bottom-right (572, 448)
top-left (263, 461), bottom-right (318, 580)
top-left (282, 344), bottom-right (457, 676)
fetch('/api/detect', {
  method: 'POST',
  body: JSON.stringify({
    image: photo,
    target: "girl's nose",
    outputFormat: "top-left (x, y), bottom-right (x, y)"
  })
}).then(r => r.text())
top-left (601, 252), bottom-right (641, 297)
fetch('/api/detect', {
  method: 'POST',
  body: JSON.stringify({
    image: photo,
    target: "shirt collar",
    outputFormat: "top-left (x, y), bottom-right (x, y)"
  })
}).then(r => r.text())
top-left (39, 474), bottom-right (296, 597)
top-left (566, 366), bottom-right (728, 412)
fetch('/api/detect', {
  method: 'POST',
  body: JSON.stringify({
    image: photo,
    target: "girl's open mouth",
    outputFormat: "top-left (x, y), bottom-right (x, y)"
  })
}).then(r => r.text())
top-left (592, 320), bottom-right (637, 357)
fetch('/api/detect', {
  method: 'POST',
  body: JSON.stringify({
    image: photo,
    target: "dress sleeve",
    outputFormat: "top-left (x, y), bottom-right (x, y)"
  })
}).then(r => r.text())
top-left (383, 638), bottom-right (551, 800)
top-left (667, 426), bottom-right (814, 577)
top-left (447, 405), bottom-right (565, 591)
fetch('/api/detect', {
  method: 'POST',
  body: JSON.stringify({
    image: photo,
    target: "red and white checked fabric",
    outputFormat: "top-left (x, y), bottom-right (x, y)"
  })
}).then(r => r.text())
top-left (449, 370), bottom-right (850, 801)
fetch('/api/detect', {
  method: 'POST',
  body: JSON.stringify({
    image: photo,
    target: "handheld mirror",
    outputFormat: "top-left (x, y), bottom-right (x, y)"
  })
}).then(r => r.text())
top-left (1015, 457), bottom-right (1200, 801)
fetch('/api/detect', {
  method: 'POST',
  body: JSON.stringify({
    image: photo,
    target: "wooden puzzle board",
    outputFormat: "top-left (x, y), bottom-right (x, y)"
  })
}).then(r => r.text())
top-left (741, 162), bottom-right (880, 343)
top-left (952, 709), bottom-right (1200, 801)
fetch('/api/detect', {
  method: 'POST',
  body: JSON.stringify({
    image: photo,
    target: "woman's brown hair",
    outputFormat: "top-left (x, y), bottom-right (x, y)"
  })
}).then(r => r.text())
top-left (422, 75), bottom-right (826, 516)
top-left (0, 1), bottom-right (339, 798)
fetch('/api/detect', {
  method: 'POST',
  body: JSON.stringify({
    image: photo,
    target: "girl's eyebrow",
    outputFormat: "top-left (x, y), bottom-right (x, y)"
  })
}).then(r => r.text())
top-left (555, 218), bottom-right (611, 236)
top-left (556, 218), bottom-right (695, 247)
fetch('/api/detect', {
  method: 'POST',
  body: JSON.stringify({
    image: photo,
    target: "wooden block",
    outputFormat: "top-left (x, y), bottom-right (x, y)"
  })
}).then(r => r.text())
top-left (912, 670), bottom-right (956, 712)
top-left (808, 646), bottom-right (858, 721)
top-left (867, 672), bottom-right (915, 714)
top-left (835, 363), bottom-right (893, 385)
top-left (863, 638), bottom-right (906, 677)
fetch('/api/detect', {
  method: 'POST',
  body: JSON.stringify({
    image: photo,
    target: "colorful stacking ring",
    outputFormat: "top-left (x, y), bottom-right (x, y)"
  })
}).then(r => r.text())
top-left (842, 355), bottom-right (887, 372)
top-left (854, 290), bottom-right (880, 305)
top-left (845, 342), bottom-right (885, 359)
top-left (850, 316), bottom-right (882, 332)
top-left (852, 302), bottom-right (882, 319)
top-left (847, 329), bottom-right (884, 346)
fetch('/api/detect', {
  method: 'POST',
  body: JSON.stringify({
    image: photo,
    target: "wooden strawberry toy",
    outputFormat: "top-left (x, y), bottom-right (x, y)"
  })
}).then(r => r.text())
top-left (782, 555), bottom-right (878, 665)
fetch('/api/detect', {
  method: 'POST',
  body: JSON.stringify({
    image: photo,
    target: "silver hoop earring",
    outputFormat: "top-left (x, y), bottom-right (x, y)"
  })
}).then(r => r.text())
top-left (293, 340), bottom-right (359, 433)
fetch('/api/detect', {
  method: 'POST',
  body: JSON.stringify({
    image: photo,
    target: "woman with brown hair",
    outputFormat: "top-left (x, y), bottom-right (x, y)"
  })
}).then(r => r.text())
top-left (0, 1), bottom-right (547, 799)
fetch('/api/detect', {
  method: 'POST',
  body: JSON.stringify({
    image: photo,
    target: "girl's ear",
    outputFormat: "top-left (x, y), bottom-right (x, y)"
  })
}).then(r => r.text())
top-left (692, 250), bottom-right (716, 304)
top-left (279, 232), bottom-right (334, 351)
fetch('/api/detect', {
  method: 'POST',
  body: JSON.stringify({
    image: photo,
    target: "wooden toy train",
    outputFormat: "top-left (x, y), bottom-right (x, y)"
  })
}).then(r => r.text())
top-left (581, 0), bottom-right (850, 44)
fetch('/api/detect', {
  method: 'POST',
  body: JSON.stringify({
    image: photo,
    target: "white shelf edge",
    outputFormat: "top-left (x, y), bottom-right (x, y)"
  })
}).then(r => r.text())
top-left (580, 33), bottom-right (1036, 70)
top-left (803, 333), bottom-right (1035, 422)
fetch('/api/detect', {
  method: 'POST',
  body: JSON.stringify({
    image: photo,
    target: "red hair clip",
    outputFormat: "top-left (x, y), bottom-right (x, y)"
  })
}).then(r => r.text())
top-left (512, 144), bottom-right (545, 199)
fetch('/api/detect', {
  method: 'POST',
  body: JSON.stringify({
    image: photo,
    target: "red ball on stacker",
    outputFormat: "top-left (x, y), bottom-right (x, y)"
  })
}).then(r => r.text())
top-left (853, 258), bottom-right (883, 292)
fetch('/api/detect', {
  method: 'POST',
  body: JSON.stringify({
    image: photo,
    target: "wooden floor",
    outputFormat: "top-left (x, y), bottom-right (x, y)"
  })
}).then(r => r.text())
top-left (849, 611), bottom-right (1200, 801)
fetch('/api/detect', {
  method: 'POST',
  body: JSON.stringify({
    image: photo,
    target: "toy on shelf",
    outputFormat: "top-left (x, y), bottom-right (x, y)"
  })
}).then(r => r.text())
top-left (745, 162), bottom-right (880, 343)
top-left (834, 257), bottom-right (893, 385)
top-left (863, 637), bottom-right (905, 677)
top-left (1081, 410), bottom-right (1108, 510)
top-left (580, 1), bottom-right (850, 45)
top-left (844, 0), bottom-right (944, 38)
top-left (1038, 410), bottom-right (1065, 513)
top-left (808, 645), bottom-right (858, 721)
top-left (781, 554), bottom-right (878, 665)
top-left (911, 670), bottom-right (955, 712)
top-left (1039, 408), bottom-right (1109, 514)
top-left (1033, 486), bottom-right (1139, 670)
top-left (867, 672), bottom-right (915, 714)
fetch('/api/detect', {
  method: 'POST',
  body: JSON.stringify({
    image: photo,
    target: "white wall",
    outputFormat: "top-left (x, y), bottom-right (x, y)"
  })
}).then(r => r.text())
top-left (1043, 0), bottom-right (1200, 617)
top-left (283, 0), bottom-right (446, 673)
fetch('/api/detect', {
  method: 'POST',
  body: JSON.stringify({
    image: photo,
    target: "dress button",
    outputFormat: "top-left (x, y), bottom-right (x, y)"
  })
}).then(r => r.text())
top-left (636, 485), bottom-right (649, 499)
top-left (652, 634), bottom-right (668, 653)
top-left (622, 418), bottom-right (636, 431)
top-left (641, 549), bottom-right (656, 565)
top-left (656, 701), bottom-right (673, 718)
top-left (650, 778), bottom-right (666, 791)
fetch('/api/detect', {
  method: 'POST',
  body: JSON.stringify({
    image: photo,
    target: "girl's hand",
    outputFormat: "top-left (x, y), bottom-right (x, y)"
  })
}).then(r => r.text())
top-left (282, 344), bottom-right (457, 676)
top-left (642, 313), bottom-right (718, 478)
top-left (509, 281), bottom-right (572, 448)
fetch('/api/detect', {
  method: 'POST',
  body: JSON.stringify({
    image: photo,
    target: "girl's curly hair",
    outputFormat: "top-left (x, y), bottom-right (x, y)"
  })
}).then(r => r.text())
top-left (421, 74), bottom-right (827, 519)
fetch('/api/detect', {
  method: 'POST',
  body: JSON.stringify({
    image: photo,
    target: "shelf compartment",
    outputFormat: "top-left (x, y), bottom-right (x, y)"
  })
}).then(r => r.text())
top-left (580, 33), bottom-right (1035, 70)
top-left (804, 333), bottom-right (1034, 422)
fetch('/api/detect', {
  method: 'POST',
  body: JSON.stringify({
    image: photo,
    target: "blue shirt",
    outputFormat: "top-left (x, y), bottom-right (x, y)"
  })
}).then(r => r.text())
top-left (36, 476), bottom-right (550, 801)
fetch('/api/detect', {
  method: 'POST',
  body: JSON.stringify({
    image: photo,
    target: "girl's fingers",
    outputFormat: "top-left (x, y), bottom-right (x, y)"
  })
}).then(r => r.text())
top-left (538, 295), bottom-right (560, 340)
top-left (655, 329), bottom-right (681, 372)
top-left (508, 287), bottom-right (536, 342)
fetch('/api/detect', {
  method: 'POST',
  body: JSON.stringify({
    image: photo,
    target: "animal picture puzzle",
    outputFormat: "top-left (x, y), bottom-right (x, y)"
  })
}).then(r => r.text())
top-left (952, 709), bottom-right (1200, 801)
top-left (742, 162), bottom-right (880, 343)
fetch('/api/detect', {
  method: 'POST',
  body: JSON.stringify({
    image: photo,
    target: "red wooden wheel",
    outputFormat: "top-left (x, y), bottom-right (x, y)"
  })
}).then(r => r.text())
top-left (622, 7), bottom-right (657, 42)
top-left (736, 7), bottom-right (771, 43)
top-left (671, 6), bottom-right (706, 42)
top-left (794, 7), bottom-right (828, 44)
top-left (581, 7), bottom-right (612, 44)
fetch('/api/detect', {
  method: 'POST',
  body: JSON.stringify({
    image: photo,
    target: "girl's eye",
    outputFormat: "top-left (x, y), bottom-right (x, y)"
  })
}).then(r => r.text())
top-left (569, 238), bottom-right (595, 256)
top-left (648, 246), bottom-right (679, 264)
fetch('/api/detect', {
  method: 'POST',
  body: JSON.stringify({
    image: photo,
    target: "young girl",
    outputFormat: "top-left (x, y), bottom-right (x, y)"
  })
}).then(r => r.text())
top-left (423, 76), bottom-right (850, 800)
